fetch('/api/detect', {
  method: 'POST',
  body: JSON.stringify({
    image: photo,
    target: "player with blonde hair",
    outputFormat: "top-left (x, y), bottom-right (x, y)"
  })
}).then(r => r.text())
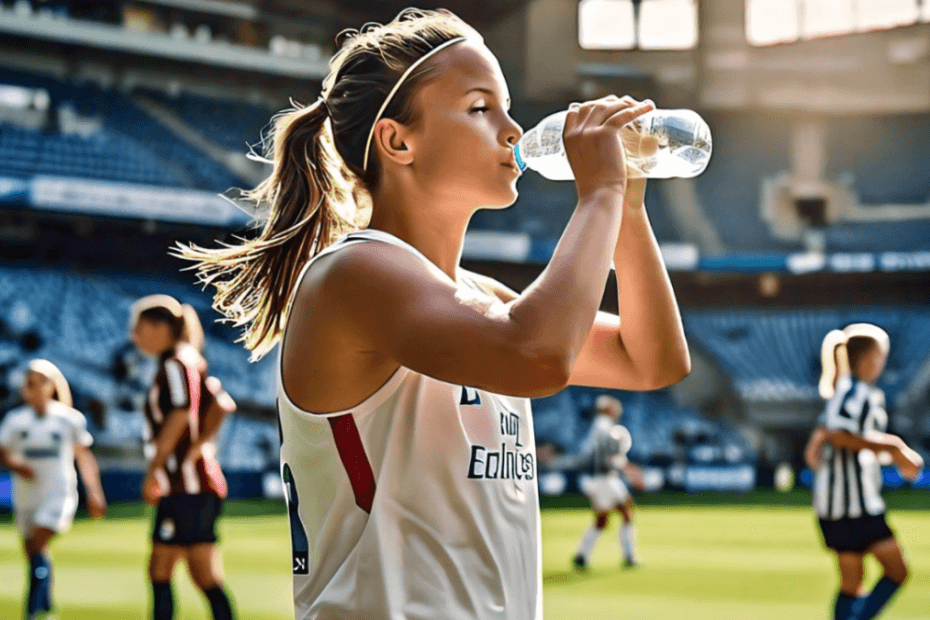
top-left (180, 8), bottom-right (690, 618)
top-left (805, 323), bottom-right (923, 620)
top-left (0, 359), bottom-right (106, 619)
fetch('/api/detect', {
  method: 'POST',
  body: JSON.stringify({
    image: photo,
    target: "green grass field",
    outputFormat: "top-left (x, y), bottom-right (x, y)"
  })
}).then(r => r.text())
top-left (1, 492), bottom-right (927, 619)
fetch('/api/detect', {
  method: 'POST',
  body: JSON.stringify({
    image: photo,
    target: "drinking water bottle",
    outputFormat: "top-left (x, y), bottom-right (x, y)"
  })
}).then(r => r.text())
top-left (513, 108), bottom-right (712, 181)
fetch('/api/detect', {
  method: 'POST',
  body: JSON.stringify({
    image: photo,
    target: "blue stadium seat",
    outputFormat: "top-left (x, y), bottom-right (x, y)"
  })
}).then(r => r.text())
top-left (685, 307), bottom-right (930, 404)
top-left (0, 66), bottom-right (245, 191)
top-left (136, 88), bottom-right (275, 153)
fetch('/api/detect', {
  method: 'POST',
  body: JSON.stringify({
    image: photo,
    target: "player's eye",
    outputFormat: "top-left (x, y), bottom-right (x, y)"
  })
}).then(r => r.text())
top-left (470, 100), bottom-right (490, 114)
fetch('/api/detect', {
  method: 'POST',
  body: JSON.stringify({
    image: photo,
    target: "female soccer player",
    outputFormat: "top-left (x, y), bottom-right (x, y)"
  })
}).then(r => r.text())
top-left (130, 295), bottom-right (236, 620)
top-left (0, 359), bottom-right (106, 620)
top-left (181, 8), bottom-right (690, 619)
top-left (805, 324), bottom-right (923, 620)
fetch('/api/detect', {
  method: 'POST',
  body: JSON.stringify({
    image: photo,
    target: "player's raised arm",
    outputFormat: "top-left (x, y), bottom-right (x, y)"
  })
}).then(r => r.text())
top-left (568, 177), bottom-right (690, 390)
top-left (324, 97), bottom-right (659, 397)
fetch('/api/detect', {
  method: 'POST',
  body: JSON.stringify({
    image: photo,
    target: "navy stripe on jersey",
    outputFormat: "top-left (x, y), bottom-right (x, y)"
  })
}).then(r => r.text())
top-left (23, 448), bottom-right (61, 458)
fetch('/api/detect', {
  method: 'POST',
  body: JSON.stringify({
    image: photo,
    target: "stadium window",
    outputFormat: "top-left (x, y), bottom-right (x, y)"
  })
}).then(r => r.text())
top-left (578, 0), bottom-right (636, 50)
top-left (801, 0), bottom-right (854, 39)
top-left (638, 0), bottom-right (698, 50)
top-left (745, 0), bottom-right (800, 46)
top-left (857, 0), bottom-right (918, 31)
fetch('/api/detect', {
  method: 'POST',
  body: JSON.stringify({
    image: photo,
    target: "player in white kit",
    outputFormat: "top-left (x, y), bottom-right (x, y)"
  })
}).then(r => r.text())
top-left (180, 8), bottom-right (690, 619)
top-left (543, 394), bottom-right (643, 569)
top-left (0, 359), bottom-right (106, 619)
top-left (804, 324), bottom-right (923, 620)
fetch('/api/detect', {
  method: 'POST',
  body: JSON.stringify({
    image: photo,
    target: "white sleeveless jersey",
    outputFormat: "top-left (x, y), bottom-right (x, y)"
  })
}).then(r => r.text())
top-left (0, 401), bottom-right (93, 510)
top-left (278, 230), bottom-right (541, 620)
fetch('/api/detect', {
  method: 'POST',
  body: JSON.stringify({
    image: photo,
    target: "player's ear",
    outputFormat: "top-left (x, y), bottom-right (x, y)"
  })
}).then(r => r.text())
top-left (373, 119), bottom-right (415, 167)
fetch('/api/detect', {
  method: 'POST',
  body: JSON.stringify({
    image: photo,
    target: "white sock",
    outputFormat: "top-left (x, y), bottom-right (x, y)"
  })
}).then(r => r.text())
top-left (577, 526), bottom-right (601, 562)
top-left (620, 523), bottom-right (636, 562)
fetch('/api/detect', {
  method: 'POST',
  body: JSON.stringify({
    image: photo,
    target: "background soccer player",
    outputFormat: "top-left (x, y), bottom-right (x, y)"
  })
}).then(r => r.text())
top-left (542, 394), bottom-right (644, 569)
top-left (130, 295), bottom-right (236, 620)
top-left (806, 324), bottom-right (923, 620)
top-left (0, 359), bottom-right (106, 620)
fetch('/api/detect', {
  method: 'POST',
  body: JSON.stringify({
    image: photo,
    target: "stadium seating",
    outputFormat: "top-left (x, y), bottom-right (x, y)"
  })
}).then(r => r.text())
top-left (0, 262), bottom-right (277, 411)
top-left (533, 386), bottom-right (754, 465)
top-left (685, 307), bottom-right (930, 403)
top-left (825, 114), bottom-right (930, 206)
top-left (135, 88), bottom-right (276, 152)
top-left (0, 122), bottom-right (184, 186)
top-left (0, 66), bottom-right (245, 191)
top-left (694, 112), bottom-right (800, 253)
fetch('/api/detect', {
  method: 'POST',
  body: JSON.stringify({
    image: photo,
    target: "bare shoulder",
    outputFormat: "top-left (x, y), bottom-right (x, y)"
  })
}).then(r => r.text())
top-left (296, 239), bottom-right (447, 325)
top-left (283, 240), bottom-right (433, 412)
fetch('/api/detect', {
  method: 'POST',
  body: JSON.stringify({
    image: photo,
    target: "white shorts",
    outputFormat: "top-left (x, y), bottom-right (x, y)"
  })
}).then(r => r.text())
top-left (581, 473), bottom-right (631, 512)
top-left (15, 494), bottom-right (78, 536)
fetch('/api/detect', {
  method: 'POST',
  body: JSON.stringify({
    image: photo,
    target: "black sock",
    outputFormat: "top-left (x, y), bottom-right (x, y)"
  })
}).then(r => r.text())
top-left (204, 586), bottom-right (234, 620)
top-left (152, 581), bottom-right (174, 620)
top-left (834, 591), bottom-right (857, 620)
top-left (854, 576), bottom-right (902, 620)
top-left (27, 554), bottom-right (52, 615)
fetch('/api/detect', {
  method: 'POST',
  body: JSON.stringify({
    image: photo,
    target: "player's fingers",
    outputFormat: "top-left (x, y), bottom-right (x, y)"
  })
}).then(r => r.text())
top-left (603, 99), bottom-right (655, 128)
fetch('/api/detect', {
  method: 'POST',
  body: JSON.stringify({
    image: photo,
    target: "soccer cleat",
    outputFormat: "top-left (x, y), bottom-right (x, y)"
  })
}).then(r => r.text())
top-left (622, 558), bottom-right (640, 569)
top-left (571, 554), bottom-right (588, 570)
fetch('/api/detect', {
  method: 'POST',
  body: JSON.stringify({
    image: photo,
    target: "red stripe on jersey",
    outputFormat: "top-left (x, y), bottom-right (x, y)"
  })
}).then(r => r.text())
top-left (198, 457), bottom-right (228, 499)
top-left (328, 414), bottom-right (376, 513)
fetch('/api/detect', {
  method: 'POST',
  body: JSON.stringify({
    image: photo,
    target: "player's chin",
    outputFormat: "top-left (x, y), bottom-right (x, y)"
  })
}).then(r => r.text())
top-left (484, 184), bottom-right (519, 209)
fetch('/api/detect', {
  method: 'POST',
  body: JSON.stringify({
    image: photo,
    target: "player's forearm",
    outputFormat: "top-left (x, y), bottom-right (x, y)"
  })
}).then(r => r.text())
top-left (148, 409), bottom-right (190, 472)
top-left (804, 428), bottom-right (829, 469)
top-left (76, 449), bottom-right (105, 497)
top-left (828, 429), bottom-right (902, 453)
top-left (612, 180), bottom-right (690, 389)
top-left (509, 188), bottom-right (624, 373)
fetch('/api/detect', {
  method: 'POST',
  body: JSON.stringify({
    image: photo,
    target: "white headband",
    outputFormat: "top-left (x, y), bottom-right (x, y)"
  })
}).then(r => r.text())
top-left (362, 36), bottom-right (467, 172)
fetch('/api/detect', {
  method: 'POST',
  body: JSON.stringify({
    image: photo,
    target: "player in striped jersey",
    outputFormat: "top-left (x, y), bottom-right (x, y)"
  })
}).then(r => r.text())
top-left (805, 324), bottom-right (923, 620)
top-left (543, 395), bottom-right (644, 569)
top-left (0, 359), bottom-right (106, 620)
top-left (179, 9), bottom-right (690, 619)
top-left (130, 295), bottom-right (236, 620)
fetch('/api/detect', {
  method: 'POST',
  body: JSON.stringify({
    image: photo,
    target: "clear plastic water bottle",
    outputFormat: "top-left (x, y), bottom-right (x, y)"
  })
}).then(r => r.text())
top-left (513, 108), bottom-right (712, 181)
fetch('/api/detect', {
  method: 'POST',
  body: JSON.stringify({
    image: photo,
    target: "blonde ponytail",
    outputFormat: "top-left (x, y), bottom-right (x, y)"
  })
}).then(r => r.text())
top-left (819, 329), bottom-right (848, 399)
top-left (28, 359), bottom-right (73, 408)
top-left (180, 304), bottom-right (205, 352)
top-left (174, 9), bottom-right (480, 361)
top-left (177, 99), bottom-right (362, 361)
top-left (819, 323), bottom-right (890, 399)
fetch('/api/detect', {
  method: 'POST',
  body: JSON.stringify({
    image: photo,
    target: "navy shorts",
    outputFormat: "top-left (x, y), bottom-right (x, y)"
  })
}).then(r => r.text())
top-left (152, 494), bottom-right (223, 546)
top-left (818, 514), bottom-right (894, 554)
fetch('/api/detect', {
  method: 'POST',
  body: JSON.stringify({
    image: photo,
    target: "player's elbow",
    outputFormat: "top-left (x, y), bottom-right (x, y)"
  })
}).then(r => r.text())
top-left (638, 353), bottom-right (692, 391)
top-left (513, 343), bottom-right (572, 396)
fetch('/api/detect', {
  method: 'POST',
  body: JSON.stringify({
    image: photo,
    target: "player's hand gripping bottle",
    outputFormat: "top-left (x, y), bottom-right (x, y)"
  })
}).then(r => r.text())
top-left (514, 107), bottom-right (712, 180)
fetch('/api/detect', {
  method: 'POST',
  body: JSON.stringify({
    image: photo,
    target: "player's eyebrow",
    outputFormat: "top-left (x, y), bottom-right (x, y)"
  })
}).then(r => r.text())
top-left (465, 86), bottom-right (511, 110)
